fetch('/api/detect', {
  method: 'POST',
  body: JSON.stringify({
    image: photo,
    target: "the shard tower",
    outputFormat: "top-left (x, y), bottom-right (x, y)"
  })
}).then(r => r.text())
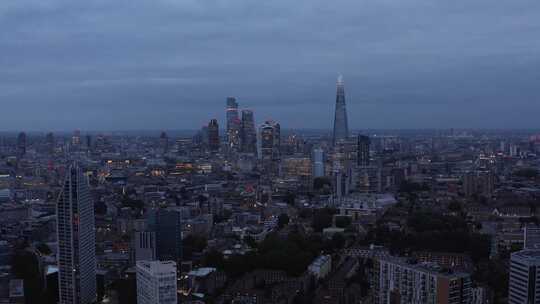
top-left (333, 75), bottom-right (349, 145)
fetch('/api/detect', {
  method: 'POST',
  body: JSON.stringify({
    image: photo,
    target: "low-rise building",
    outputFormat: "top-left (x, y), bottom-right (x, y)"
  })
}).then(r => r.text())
top-left (136, 260), bottom-right (177, 304)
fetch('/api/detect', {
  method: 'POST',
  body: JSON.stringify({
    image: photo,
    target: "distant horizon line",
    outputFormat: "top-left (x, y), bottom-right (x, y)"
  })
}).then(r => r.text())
top-left (1, 127), bottom-right (539, 135)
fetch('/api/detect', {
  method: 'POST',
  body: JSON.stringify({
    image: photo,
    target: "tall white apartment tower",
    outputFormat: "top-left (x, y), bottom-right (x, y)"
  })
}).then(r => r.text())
top-left (57, 164), bottom-right (96, 304)
top-left (509, 250), bottom-right (540, 303)
top-left (136, 260), bottom-right (177, 304)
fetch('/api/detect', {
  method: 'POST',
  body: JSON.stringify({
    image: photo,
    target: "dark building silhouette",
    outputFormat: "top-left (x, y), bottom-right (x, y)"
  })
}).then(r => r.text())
top-left (240, 110), bottom-right (257, 155)
top-left (226, 97), bottom-right (241, 152)
top-left (148, 209), bottom-right (182, 263)
top-left (260, 120), bottom-right (281, 175)
top-left (46, 132), bottom-right (55, 155)
top-left (159, 131), bottom-right (169, 153)
top-left (357, 135), bottom-right (370, 167)
top-left (17, 132), bottom-right (26, 157)
top-left (85, 135), bottom-right (92, 152)
top-left (208, 119), bottom-right (220, 152)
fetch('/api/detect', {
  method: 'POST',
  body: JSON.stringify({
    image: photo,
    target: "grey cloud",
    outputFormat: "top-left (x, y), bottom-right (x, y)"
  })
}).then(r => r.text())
top-left (1, 0), bottom-right (540, 130)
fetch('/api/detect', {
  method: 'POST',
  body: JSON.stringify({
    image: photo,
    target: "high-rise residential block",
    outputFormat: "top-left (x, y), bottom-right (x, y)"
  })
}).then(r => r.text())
top-left (509, 250), bottom-right (540, 303)
top-left (57, 164), bottom-right (96, 304)
top-left (373, 257), bottom-right (471, 304)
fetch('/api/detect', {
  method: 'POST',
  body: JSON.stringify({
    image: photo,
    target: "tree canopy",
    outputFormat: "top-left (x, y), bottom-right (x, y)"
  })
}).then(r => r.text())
top-left (278, 213), bottom-right (290, 229)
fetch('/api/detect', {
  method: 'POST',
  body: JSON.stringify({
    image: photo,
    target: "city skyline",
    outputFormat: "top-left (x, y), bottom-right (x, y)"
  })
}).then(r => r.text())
top-left (2, 0), bottom-right (540, 130)
top-left (3, 1), bottom-right (540, 303)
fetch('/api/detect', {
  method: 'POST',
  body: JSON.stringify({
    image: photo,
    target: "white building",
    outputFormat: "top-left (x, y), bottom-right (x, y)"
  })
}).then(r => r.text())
top-left (308, 255), bottom-right (332, 279)
top-left (509, 250), bottom-right (540, 303)
top-left (136, 260), bottom-right (177, 304)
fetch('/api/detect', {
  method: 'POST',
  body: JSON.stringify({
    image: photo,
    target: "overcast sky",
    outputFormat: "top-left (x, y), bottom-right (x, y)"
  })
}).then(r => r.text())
top-left (1, 0), bottom-right (540, 131)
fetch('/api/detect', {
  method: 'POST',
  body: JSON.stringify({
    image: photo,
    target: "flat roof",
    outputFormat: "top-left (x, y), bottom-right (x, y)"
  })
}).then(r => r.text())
top-left (513, 249), bottom-right (540, 259)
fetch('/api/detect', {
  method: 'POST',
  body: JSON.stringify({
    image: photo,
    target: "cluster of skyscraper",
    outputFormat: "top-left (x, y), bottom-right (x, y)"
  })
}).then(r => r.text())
top-left (198, 95), bottom-right (281, 173)
top-left (196, 97), bottom-right (260, 156)
top-left (225, 97), bottom-right (258, 155)
top-left (206, 76), bottom-right (369, 185)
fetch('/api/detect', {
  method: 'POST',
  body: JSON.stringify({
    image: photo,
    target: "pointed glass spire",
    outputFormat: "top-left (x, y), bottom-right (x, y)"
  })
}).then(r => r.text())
top-left (333, 75), bottom-right (349, 145)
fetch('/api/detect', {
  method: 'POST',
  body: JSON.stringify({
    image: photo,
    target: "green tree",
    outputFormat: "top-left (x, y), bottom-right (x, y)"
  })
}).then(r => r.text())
top-left (331, 233), bottom-right (346, 250)
top-left (244, 235), bottom-right (257, 248)
top-left (182, 235), bottom-right (208, 259)
top-left (121, 197), bottom-right (144, 211)
top-left (278, 213), bottom-right (290, 229)
top-left (285, 192), bottom-right (296, 205)
top-left (11, 250), bottom-right (44, 304)
top-left (473, 259), bottom-right (509, 301)
top-left (112, 278), bottom-right (137, 304)
top-left (448, 200), bottom-right (462, 212)
top-left (94, 200), bottom-right (107, 215)
top-left (335, 216), bottom-right (352, 229)
top-left (298, 208), bottom-right (312, 219)
top-left (36, 243), bottom-right (52, 255)
top-left (514, 168), bottom-right (539, 179)
top-left (312, 208), bottom-right (336, 232)
top-left (211, 232), bottom-right (327, 278)
top-left (203, 250), bottom-right (225, 269)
